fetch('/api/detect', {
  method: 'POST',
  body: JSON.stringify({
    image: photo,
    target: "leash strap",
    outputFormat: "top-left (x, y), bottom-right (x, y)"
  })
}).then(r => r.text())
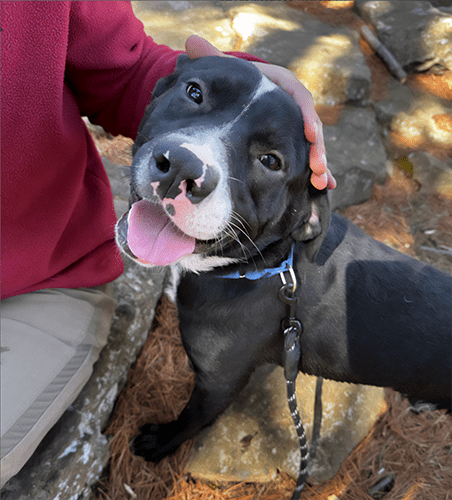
top-left (286, 380), bottom-right (309, 499)
top-left (280, 268), bottom-right (309, 500)
top-left (221, 244), bottom-right (310, 497)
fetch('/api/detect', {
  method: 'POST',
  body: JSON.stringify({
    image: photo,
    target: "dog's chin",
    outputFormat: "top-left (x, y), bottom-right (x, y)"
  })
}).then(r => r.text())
top-left (115, 209), bottom-right (239, 273)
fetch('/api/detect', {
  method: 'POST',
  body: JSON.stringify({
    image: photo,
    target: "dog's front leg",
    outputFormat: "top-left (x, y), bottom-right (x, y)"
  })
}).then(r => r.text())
top-left (132, 367), bottom-right (251, 462)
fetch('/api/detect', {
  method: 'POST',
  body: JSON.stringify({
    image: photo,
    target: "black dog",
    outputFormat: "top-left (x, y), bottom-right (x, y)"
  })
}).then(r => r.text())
top-left (116, 55), bottom-right (452, 465)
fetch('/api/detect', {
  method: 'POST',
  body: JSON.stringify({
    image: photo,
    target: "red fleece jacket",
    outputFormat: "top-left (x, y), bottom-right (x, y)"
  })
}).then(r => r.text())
top-left (1, 1), bottom-right (262, 299)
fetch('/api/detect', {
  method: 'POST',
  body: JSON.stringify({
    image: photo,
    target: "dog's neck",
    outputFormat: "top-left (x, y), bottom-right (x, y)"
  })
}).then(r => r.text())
top-left (220, 245), bottom-right (295, 280)
top-left (166, 240), bottom-right (297, 303)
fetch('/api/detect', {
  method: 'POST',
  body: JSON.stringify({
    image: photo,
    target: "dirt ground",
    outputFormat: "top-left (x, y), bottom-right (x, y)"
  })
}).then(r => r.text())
top-left (92, 2), bottom-right (452, 499)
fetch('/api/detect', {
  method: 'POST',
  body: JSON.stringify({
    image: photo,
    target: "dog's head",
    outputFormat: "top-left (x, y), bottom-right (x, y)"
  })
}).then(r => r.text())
top-left (116, 55), bottom-right (329, 273)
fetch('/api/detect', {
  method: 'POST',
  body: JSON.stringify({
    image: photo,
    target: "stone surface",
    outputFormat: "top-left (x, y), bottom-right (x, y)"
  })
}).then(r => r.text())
top-left (131, 1), bottom-right (234, 51)
top-left (102, 157), bottom-right (131, 219)
top-left (325, 108), bottom-right (390, 210)
top-left (132, 1), bottom-right (372, 106)
top-left (388, 93), bottom-right (452, 150)
top-left (0, 159), bottom-right (167, 500)
top-left (374, 79), bottom-right (452, 159)
top-left (356, 0), bottom-right (452, 72)
top-left (373, 78), bottom-right (452, 156)
top-left (238, 4), bottom-right (371, 105)
top-left (188, 365), bottom-right (386, 485)
top-left (408, 150), bottom-right (452, 197)
top-left (373, 80), bottom-right (423, 128)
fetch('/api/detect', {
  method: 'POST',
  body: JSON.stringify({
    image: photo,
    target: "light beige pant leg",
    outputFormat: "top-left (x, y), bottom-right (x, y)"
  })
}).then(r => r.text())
top-left (1, 286), bottom-right (116, 487)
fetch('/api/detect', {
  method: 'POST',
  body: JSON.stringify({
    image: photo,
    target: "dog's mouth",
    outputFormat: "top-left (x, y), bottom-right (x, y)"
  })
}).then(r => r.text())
top-left (116, 198), bottom-right (222, 266)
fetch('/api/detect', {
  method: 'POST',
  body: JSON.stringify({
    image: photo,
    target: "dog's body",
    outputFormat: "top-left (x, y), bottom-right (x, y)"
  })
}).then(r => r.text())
top-left (116, 55), bottom-right (452, 464)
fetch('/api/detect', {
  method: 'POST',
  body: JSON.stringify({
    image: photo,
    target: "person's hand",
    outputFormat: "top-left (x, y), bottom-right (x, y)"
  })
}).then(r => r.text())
top-left (185, 35), bottom-right (336, 191)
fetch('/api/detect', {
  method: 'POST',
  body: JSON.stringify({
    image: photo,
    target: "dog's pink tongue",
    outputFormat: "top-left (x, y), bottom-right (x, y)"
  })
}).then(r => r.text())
top-left (127, 199), bottom-right (196, 266)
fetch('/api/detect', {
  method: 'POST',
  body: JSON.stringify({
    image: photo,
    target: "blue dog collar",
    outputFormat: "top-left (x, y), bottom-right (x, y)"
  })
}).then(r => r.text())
top-left (221, 245), bottom-right (295, 280)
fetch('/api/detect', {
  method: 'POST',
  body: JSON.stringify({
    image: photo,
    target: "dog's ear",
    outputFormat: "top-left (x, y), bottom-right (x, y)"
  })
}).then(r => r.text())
top-left (292, 184), bottom-right (330, 263)
top-left (153, 54), bottom-right (191, 98)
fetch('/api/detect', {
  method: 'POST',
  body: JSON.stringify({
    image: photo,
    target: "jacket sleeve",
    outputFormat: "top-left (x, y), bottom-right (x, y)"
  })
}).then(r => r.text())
top-left (65, 1), bottom-right (265, 140)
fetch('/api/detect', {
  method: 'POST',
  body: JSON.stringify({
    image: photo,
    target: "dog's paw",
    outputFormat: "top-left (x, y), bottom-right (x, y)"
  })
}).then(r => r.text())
top-left (131, 423), bottom-right (167, 463)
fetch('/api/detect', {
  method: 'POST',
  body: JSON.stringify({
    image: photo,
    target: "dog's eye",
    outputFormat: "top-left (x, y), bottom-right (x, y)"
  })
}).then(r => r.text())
top-left (259, 154), bottom-right (281, 171)
top-left (186, 83), bottom-right (203, 104)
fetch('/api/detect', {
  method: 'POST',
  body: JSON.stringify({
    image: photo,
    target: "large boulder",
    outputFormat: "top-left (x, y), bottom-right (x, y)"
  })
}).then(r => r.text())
top-left (188, 365), bottom-right (386, 485)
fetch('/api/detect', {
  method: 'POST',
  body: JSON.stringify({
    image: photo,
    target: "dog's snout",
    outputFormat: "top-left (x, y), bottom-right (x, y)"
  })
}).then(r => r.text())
top-left (152, 144), bottom-right (202, 183)
top-left (185, 168), bottom-right (219, 204)
top-left (151, 141), bottom-right (219, 204)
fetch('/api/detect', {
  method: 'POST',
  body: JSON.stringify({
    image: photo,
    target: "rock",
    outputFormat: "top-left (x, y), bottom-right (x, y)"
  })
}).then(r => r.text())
top-left (430, 0), bottom-right (452, 9)
top-left (102, 157), bottom-right (131, 219)
top-left (238, 4), bottom-right (371, 105)
top-left (355, 1), bottom-right (452, 72)
top-left (373, 78), bottom-right (452, 158)
top-left (389, 94), bottom-right (452, 149)
top-left (408, 151), bottom-right (452, 196)
top-left (324, 108), bottom-right (389, 210)
top-left (373, 80), bottom-right (421, 128)
top-left (131, 1), bottom-right (235, 52)
top-left (188, 365), bottom-right (386, 485)
top-left (82, 117), bottom-right (110, 139)
top-left (132, 1), bottom-right (371, 106)
top-left (0, 159), bottom-right (167, 499)
top-left (374, 79), bottom-right (452, 151)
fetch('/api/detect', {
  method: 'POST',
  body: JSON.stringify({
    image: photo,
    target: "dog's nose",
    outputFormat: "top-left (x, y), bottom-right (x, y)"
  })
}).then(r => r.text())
top-left (152, 142), bottom-right (219, 204)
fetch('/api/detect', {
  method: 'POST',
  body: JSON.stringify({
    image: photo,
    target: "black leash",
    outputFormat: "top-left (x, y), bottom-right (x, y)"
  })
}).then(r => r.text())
top-left (221, 245), bottom-right (319, 497)
top-left (279, 266), bottom-right (309, 500)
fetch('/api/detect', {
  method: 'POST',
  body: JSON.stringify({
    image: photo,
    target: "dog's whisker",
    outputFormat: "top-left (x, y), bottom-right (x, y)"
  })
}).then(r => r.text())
top-left (226, 224), bottom-right (257, 260)
top-left (219, 225), bottom-right (250, 263)
top-left (227, 221), bottom-right (265, 265)
top-left (230, 211), bottom-right (251, 231)
top-left (228, 216), bottom-right (254, 260)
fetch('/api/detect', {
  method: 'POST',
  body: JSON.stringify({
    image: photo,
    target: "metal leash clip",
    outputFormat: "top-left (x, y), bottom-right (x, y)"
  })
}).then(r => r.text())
top-left (279, 266), bottom-right (303, 381)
